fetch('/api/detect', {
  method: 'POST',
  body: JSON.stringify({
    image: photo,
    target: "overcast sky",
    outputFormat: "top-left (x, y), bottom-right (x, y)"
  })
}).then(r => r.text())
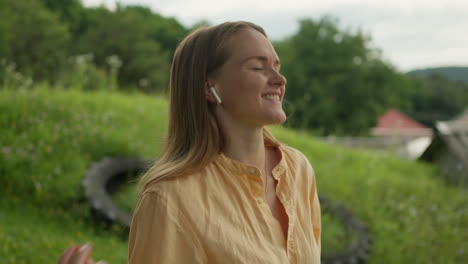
top-left (82, 0), bottom-right (468, 72)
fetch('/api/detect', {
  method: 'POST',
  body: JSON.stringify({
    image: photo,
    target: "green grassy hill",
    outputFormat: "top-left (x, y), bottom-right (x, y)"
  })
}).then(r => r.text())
top-left (1, 86), bottom-right (466, 263)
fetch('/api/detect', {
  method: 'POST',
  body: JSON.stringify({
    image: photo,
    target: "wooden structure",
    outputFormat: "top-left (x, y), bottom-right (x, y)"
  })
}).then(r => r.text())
top-left (420, 110), bottom-right (468, 186)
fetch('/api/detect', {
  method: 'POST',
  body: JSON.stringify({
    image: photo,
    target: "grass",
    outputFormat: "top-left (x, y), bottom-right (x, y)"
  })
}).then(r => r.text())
top-left (1, 85), bottom-right (165, 263)
top-left (272, 128), bottom-right (467, 263)
top-left (0, 86), bottom-right (466, 263)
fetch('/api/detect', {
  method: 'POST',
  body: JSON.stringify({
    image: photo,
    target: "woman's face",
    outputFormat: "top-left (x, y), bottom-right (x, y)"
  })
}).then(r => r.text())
top-left (210, 29), bottom-right (287, 127)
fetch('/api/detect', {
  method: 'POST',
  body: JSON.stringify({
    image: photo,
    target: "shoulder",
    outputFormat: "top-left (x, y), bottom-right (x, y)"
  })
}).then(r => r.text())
top-left (280, 144), bottom-right (313, 168)
top-left (141, 169), bottom-right (206, 198)
top-left (279, 144), bottom-right (317, 186)
top-left (136, 166), bottom-right (212, 212)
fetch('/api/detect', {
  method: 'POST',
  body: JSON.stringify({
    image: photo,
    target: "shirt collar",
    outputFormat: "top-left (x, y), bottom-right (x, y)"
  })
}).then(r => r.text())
top-left (215, 142), bottom-right (287, 178)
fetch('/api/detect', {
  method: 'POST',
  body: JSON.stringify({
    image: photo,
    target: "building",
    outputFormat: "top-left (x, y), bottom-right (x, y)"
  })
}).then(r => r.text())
top-left (371, 109), bottom-right (433, 139)
top-left (421, 109), bottom-right (468, 186)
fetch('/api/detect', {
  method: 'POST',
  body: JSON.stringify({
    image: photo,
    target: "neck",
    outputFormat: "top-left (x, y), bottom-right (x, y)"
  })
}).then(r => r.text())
top-left (217, 113), bottom-right (267, 171)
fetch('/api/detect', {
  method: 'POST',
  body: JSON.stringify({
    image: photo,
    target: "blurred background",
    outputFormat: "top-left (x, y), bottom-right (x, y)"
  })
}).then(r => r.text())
top-left (0, 0), bottom-right (467, 263)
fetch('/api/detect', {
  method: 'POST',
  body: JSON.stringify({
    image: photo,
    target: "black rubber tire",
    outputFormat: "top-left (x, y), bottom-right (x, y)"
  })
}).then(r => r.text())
top-left (319, 195), bottom-right (373, 264)
top-left (82, 157), bottom-right (152, 227)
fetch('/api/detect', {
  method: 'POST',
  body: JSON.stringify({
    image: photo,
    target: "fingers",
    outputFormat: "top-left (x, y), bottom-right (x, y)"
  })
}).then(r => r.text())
top-left (69, 244), bottom-right (93, 264)
top-left (84, 258), bottom-right (108, 264)
top-left (58, 246), bottom-right (80, 264)
top-left (58, 243), bottom-right (107, 264)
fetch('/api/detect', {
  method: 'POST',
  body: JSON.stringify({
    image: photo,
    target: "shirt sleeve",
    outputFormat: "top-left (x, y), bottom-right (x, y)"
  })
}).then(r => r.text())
top-left (128, 191), bottom-right (207, 264)
top-left (309, 164), bottom-right (322, 255)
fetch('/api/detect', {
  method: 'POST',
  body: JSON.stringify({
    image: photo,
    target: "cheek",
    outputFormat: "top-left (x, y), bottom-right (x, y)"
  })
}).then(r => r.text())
top-left (242, 74), bottom-right (265, 94)
top-left (227, 76), bottom-right (262, 99)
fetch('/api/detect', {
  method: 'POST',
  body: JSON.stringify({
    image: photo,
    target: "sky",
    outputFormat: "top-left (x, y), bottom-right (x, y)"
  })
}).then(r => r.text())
top-left (82, 0), bottom-right (468, 72)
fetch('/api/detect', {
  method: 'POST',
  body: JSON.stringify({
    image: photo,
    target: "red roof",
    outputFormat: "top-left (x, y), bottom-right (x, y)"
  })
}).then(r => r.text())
top-left (375, 109), bottom-right (428, 129)
top-left (371, 109), bottom-right (433, 137)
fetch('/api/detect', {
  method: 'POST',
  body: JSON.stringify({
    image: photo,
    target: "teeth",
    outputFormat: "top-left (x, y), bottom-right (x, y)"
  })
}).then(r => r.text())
top-left (262, 95), bottom-right (280, 101)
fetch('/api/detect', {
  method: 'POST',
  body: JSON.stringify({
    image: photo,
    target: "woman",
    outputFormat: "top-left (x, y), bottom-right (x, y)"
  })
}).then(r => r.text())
top-left (60, 21), bottom-right (321, 264)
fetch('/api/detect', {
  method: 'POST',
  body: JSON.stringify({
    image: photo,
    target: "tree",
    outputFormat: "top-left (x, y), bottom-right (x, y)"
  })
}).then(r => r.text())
top-left (276, 16), bottom-right (412, 135)
top-left (76, 6), bottom-right (172, 91)
top-left (0, 0), bottom-right (70, 82)
top-left (38, 0), bottom-right (84, 37)
top-left (123, 6), bottom-right (187, 53)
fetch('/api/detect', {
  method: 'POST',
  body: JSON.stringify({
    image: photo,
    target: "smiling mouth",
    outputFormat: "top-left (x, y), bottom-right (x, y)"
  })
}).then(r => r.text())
top-left (261, 94), bottom-right (280, 101)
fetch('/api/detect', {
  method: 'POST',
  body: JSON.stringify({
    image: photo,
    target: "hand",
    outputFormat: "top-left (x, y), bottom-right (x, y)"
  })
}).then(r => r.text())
top-left (58, 244), bottom-right (107, 264)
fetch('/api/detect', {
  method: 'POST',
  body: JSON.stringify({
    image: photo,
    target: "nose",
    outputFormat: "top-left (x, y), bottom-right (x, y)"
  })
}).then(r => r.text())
top-left (268, 69), bottom-right (287, 86)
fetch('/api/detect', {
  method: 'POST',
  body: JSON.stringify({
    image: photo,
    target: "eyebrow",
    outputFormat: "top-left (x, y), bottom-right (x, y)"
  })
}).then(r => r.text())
top-left (243, 56), bottom-right (281, 66)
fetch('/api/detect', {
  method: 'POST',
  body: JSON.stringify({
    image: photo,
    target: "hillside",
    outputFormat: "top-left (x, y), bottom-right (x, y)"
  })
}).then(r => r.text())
top-left (407, 66), bottom-right (468, 83)
top-left (0, 86), bottom-right (466, 263)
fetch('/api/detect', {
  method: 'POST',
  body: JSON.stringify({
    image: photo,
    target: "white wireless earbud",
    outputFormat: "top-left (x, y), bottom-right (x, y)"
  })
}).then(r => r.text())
top-left (210, 87), bottom-right (222, 104)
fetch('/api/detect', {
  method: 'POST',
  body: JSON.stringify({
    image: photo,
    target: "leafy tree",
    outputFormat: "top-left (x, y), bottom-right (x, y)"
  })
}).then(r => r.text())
top-left (76, 7), bottom-right (171, 91)
top-left (276, 16), bottom-right (412, 135)
top-left (123, 6), bottom-right (187, 53)
top-left (38, 0), bottom-right (84, 37)
top-left (0, 0), bottom-right (70, 82)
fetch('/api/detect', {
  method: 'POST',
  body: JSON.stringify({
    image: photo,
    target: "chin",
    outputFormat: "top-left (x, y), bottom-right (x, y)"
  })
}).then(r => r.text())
top-left (275, 115), bottom-right (287, 124)
top-left (264, 111), bottom-right (287, 125)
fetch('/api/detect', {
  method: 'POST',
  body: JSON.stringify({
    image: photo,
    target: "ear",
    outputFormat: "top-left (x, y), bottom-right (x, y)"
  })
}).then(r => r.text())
top-left (204, 81), bottom-right (217, 103)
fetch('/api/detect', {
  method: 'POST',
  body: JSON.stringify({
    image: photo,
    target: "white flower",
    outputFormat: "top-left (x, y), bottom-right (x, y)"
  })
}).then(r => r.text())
top-left (106, 55), bottom-right (122, 69)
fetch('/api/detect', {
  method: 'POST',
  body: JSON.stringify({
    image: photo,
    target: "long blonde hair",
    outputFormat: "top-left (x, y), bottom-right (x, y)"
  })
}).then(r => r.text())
top-left (141, 21), bottom-right (279, 189)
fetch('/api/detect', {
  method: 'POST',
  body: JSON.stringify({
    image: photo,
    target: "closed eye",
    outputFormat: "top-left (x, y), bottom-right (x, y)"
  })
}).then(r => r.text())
top-left (244, 56), bottom-right (280, 71)
top-left (251, 67), bottom-right (265, 71)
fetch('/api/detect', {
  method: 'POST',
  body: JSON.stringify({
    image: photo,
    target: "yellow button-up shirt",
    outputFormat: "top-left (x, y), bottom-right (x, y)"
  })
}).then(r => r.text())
top-left (129, 144), bottom-right (321, 263)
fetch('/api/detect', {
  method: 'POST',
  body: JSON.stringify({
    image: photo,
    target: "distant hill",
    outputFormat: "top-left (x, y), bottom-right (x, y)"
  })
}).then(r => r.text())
top-left (407, 66), bottom-right (468, 83)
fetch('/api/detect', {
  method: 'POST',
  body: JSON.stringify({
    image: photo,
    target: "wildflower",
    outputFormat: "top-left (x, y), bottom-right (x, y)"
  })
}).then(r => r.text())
top-left (106, 55), bottom-right (122, 69)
